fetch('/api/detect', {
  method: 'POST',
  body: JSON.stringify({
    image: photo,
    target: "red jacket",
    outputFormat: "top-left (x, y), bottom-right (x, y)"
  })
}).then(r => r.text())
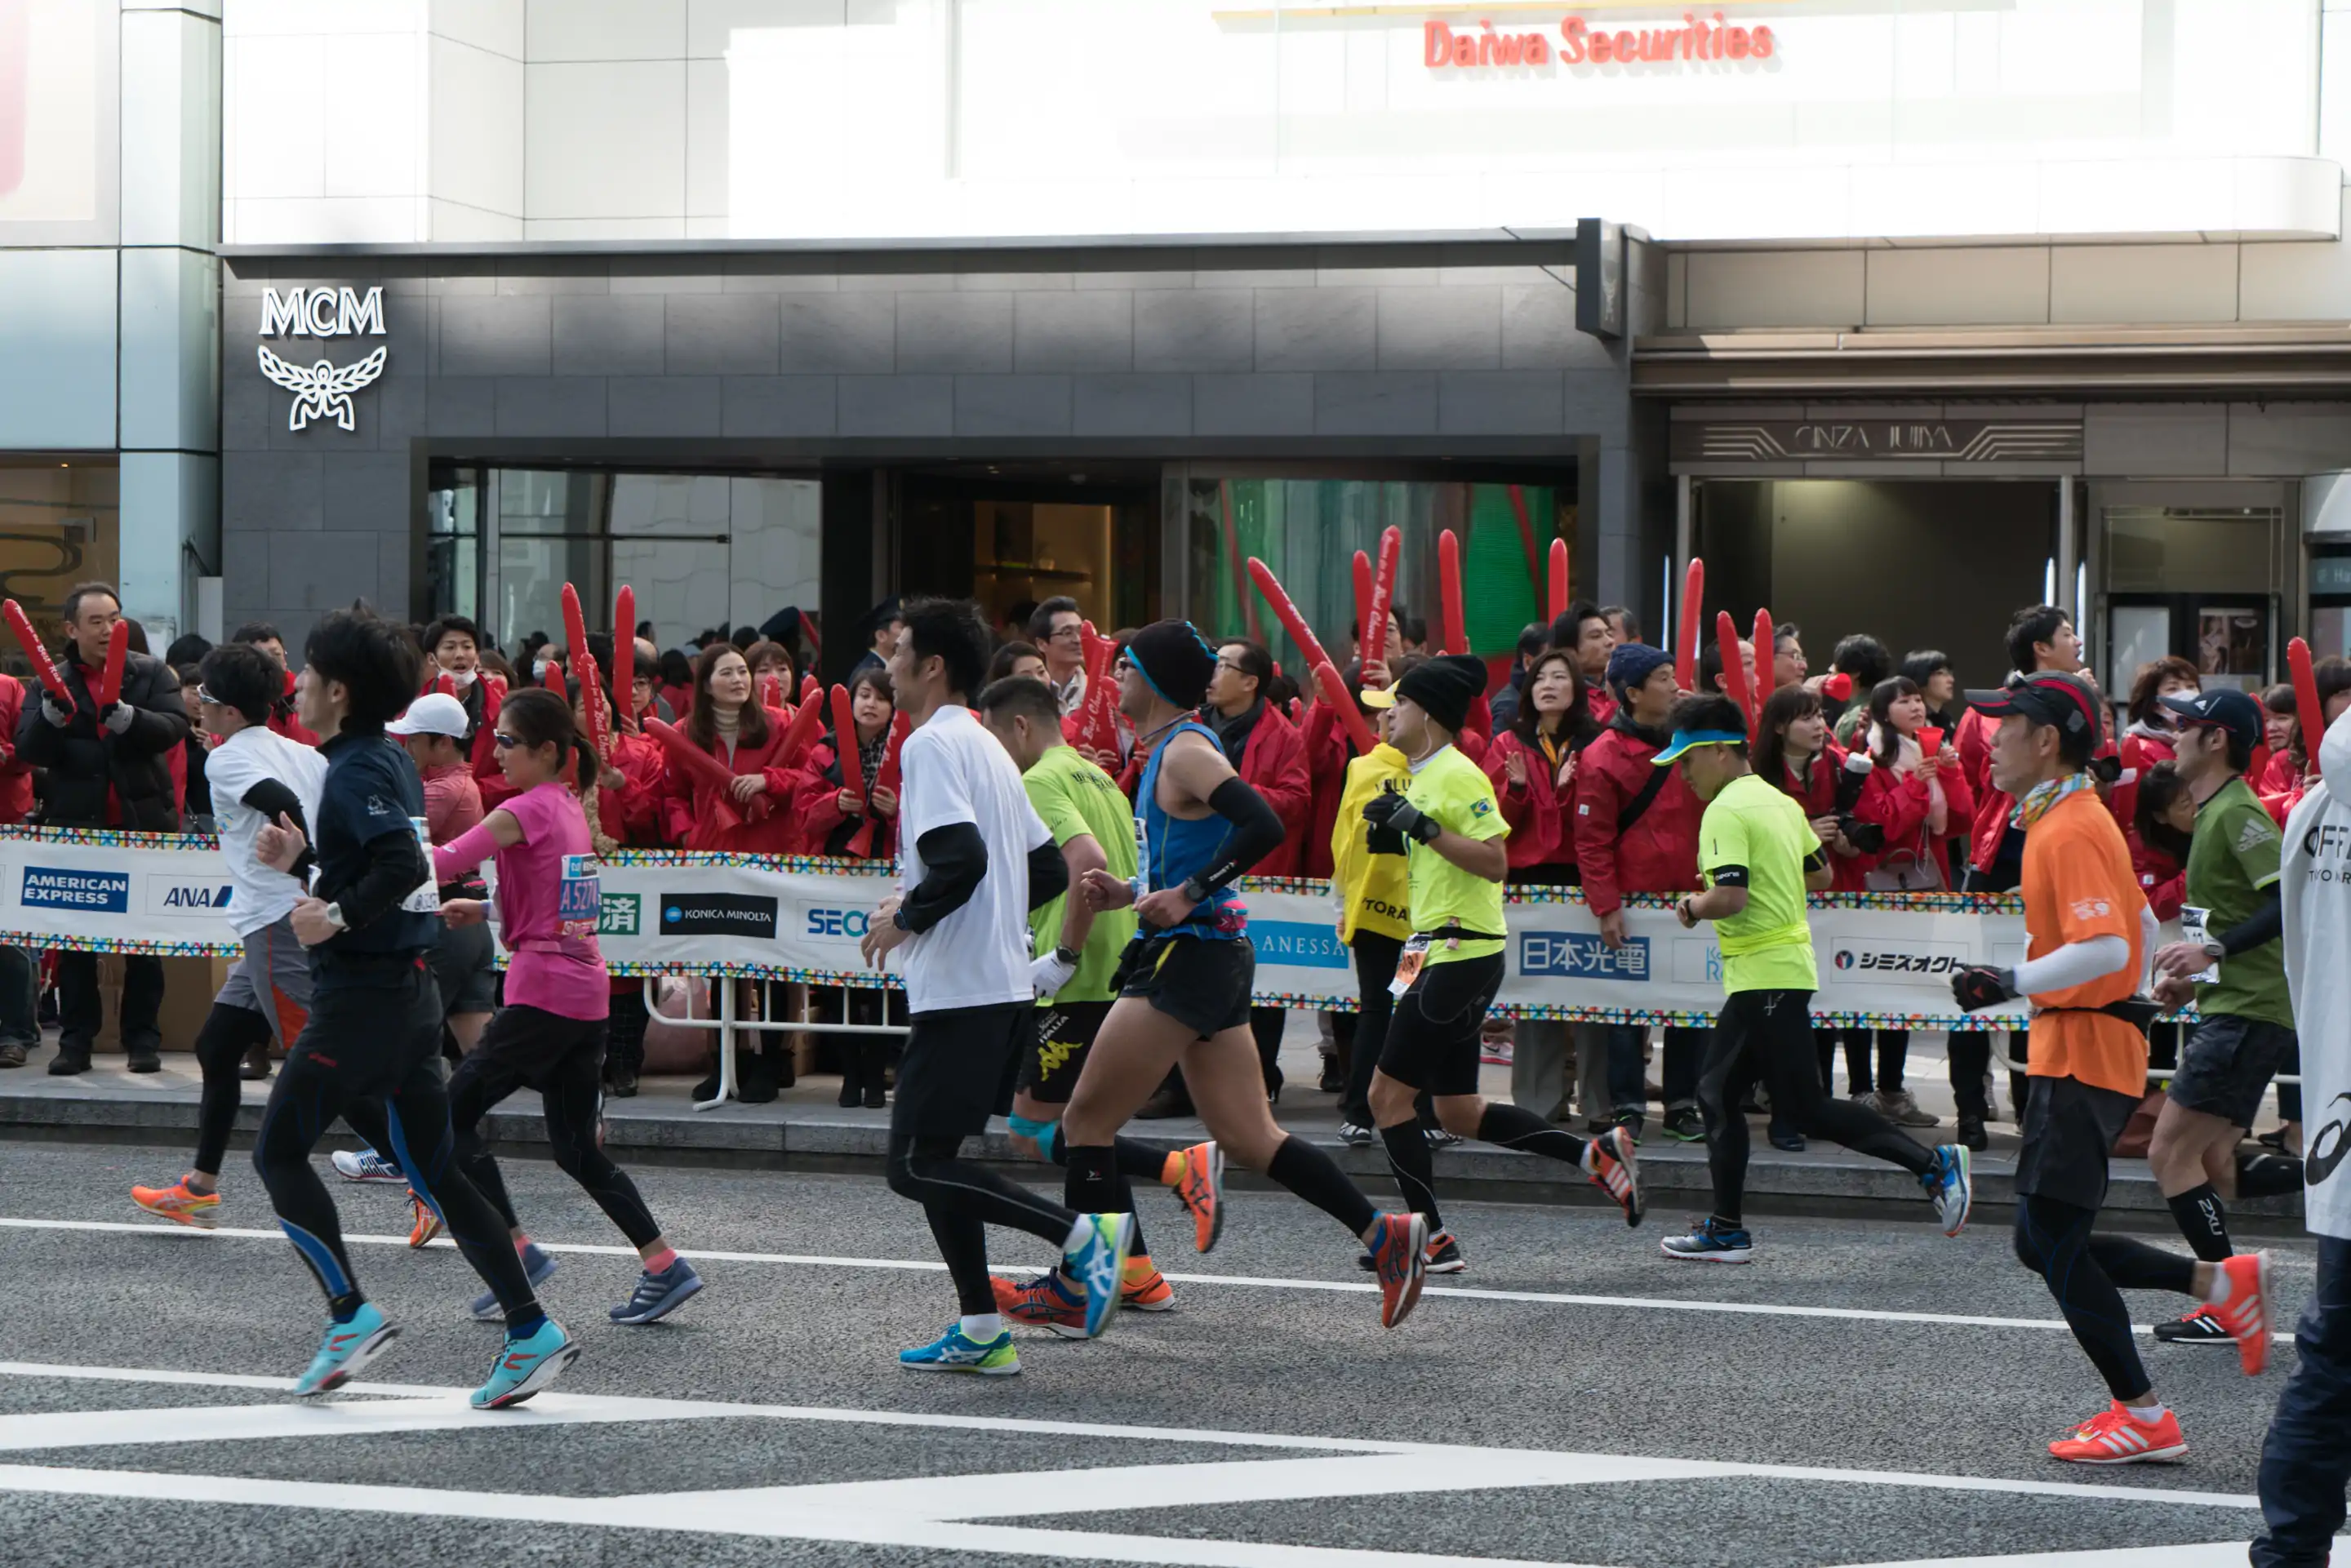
top-left (1855, 747), bottom-right (1976, 891)
top-left (2109, 729), bottom-right (2175, 833)
top-left (2130, 830), bottom-right (2185, 922)
top-left (0, 677), bottom-right (30, 824)
top-left (1765, 743), bottom-right (1878, 893)
top-left (464, 673), bottom-right (514, 811)
top-left (1221, 703), bottom-right (1310, 875)
top-left (267, 668), bottom-right (317, 747)
top-left (1482, 728), bottom-right (1578, 873)
top-left (1299, 701), bottom-right (1352, 878)
top-left (590, 731), bottom-right (668, 849)
top-left (793, 727), bottom-right (904, 861)
top-left (654, 713), bottom-right (803, 854)
top-left (1572, 718), bottom-right (1701, 915)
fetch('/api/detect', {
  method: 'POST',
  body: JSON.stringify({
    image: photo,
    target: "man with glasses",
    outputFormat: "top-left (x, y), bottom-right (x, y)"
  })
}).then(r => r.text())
top-left (1029, 597), bottom-right (1088, 719)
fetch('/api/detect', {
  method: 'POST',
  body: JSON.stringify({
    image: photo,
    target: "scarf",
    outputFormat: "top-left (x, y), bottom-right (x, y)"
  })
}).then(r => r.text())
top-left (2125, 717), bottom-right (2178, 751)
top-left (856, 723), bottom-right (888, 787)
top-left (1208, 698), bottom-right (1264, 768)
top-left (2011, 769), bottom-right (2096, 830)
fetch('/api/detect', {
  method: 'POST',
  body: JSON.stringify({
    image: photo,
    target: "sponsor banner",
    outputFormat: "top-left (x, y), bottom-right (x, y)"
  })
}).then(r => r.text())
top-left (0, 828), bottom-right (2109, 1027)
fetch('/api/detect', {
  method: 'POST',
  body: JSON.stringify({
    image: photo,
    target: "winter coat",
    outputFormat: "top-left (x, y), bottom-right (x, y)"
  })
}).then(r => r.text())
top-left (1571, 715), bottom-right (1702, 915)
top-left (1854, 734), bottom-right (1977, 893)
top-left (1482, 727), bottom-right (1581, 875)
top-left (653, 708), bottom-right (803, 854)
top-left (1766, 742), bottom-right (1878, 894)
top-left (1214, 702), bottom-right (1310, 876)
top-left (793, 729), bottom-right (903, 861)
top-left (16, 651), bottom-right (189, 831)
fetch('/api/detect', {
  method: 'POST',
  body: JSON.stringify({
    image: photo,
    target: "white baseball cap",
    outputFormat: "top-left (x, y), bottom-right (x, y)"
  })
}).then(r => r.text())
top-left (387, 691), bottom-right (470, 739)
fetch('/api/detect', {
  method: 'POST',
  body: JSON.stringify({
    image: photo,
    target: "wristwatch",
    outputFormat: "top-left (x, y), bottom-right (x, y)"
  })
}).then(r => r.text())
top-left (1054, 944), bottom-right (1081, 967)
top-left (1179, 876), bottom-right (1211, 904)
top-left (891, 907), bottom-right (910, 932)
top-left (322, 902), bottom-right (348, 932)
top-left (2200, 939), bottom-right (2224, 962)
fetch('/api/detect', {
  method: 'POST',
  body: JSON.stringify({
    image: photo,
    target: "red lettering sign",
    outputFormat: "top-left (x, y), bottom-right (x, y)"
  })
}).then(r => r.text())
top-left (1429, 12), bottom-right (1776, 72)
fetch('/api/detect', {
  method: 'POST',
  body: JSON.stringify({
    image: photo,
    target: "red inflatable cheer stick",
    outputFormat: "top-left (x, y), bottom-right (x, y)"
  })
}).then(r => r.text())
top-left (540, 655), bottom-right (565, 692)
top-left (1714, 611), bottom-right (1749, 726)
top-left (1246, 557), bottom-right (1337, 675)
top-left (560, 583), bottom-right (591, 674)
top-left (643, 718), bottom-right (742, 833)
top-left (1314, 660), bottom-right (1378, 757)
top-left (433, 672), bottom-right (457, 700)
top-left (772, 682), bottom-right (828, 768)
top-left (1675, 557), bottom-right (1704, 692)
top-left (1548, 536), bottom-right (1571, 625)
top-left (829, 684), bottom-right (867, 802)
top-left (611, 584), bottom-right (637, 731)
top-left (1749, 607), bottom-right (1774, 739)
top-left (4, 601), bottom-right (72, 707)
top-left (848, 711), bottom-right (911, 858)
top-left (1351, 550), bottom-right (1373, 656)
top-left (575, 649), bottom-right (611, 762)
top-left (1069, 621), bottom-right (1122, 762)
top-left (2291, 636), bottom-right (2325, 775)
top-left (758, 672), bottom-right (784, 713)
top-left (1438, 529), bottom-right (1469, 657)
top-left (95, 618), bottom-right (129, 710)
top-left (798, 672), bottom-right (820, 708)
top-left (1364, 526), bottom-right (1401, 669)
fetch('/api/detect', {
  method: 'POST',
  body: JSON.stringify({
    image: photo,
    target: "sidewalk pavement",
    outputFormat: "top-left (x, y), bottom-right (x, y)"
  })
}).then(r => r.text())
top-left (0, 1027), bottom-right (2303, 1225)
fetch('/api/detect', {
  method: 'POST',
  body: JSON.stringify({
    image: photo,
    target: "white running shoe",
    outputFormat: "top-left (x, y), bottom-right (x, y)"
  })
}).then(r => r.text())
top-left (331, 1148), bottom-right (406, 1184)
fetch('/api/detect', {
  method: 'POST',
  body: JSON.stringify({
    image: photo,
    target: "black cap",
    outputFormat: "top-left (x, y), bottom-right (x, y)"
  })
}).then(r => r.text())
top-left (1126, 619), bottom-right (1217, 710)
top-left (1965, 671), bottom-right (2102, 740)
top-left (2162, 687), bottom-right (2263, 750)
top-left (1394, 653), bottom-right (1486, 734)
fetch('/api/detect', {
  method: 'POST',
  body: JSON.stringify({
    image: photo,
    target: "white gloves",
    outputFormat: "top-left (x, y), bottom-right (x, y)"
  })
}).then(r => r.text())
top-left (1029, 948), bottom-right (1078, 1000)
top-left (39, 695), bottom-right (72, 728)
top-left (101, 702), bottom-right (134, 735)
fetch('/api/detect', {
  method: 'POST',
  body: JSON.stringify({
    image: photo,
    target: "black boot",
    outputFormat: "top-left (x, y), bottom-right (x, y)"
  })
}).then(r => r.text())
top-left (836, 1041), bottom-right (863, 1108)
top-left (736, 1044), bottom-right (780, 1104)
top-left (860, 1039), bottom-right (888, 1108)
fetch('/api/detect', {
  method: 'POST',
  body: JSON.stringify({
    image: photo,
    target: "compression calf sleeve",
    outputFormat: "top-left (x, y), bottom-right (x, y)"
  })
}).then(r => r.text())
top-left (2167, 1182), bottom-right (2234, 1263)
top-left (1377, 1120), bottom-right (1444, 1232)
top-left (1268, 1133), bottom-right (1378, 1238)
top-left (1476, 1100), bottom-right (1592, 1166)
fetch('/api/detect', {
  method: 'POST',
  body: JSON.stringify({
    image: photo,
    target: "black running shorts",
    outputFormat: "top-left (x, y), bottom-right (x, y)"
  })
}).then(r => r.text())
top-left (2167, 1014), bottom-right (2295, 1129)
top-left (1018, 998), bottom-right (1113, 1103)
top-left (429, 918), bottom-right (497, 1017)
top-left (2014, 1073), bottom-right (2139, 1210)
top-left (1376, 951), bottom-right (1504, 1098)
top-left (892, 1002), bottom-right (1033, 1140)
top-left (1118, 935), bottom-right (1254, 1040)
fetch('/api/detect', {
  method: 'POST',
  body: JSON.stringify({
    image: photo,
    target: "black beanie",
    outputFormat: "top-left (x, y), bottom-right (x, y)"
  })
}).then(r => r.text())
top-left (1126, 619), bottom-right (1217, 710)
top-left (1395, 653), bottom-right (1485, 734)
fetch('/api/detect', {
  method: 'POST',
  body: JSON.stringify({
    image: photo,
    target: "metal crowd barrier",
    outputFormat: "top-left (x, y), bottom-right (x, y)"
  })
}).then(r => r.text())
top-left (642, 977), bottom-right (909, 1111)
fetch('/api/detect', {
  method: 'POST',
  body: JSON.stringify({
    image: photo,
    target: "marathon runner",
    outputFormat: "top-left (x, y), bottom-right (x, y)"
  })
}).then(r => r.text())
top-left (1061, 620), bottom-right (1430, 1330)
top-left (1949, 671), bottom-right (2269, 1464)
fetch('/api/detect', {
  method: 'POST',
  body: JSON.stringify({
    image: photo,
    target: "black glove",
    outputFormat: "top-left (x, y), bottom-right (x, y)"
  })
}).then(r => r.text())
top-left (1366, 824), bottom-right (1409, 857)
top-left (1362, 790), bottom-right (1439, 845)
top-left (1950, 966), bottom-right (2019, 1013)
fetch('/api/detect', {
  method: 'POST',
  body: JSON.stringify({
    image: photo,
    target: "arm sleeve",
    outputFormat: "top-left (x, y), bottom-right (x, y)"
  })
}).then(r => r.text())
top-left (2011, 933), bottom-right (2132, 994)
top-left (240, 776), bottom-right (318, 882)
top-left (432, 819), bottom-right (504, 883)
top-left (330, 826), bottom-right (430, 934)
top-left (900, 822), bottom-right (986, 934)
top-left (1700, 802), bottom-right (1749, 886)
top-left (2215, 882), bottom-right (2284, 956)
top-left (1026, 837), bottom-right (1069, 912)
top-left (1186, 775), bottom-right (1286, 896)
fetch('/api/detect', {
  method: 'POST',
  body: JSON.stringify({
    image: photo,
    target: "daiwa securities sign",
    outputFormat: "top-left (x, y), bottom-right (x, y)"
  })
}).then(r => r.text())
top-left (1423, 11), bottom-right (1777, 71)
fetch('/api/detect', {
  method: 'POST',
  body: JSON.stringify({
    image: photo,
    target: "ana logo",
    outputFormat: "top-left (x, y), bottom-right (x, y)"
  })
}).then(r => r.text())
top-left (146, 881), bottom-right (233, 917)
top-left (22, 867), bottom-right (129, 913)
top-left (257, 286), bottom-right (388, 434)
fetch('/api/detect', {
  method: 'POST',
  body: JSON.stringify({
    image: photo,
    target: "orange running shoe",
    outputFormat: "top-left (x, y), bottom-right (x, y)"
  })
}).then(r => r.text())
top-left (407, 1193), bottom-right (442, 1249)
top-left (1170, 1141), bottom-right (1224, 1254)
top-left (1122, 1258), bottom-right (1175, 1312)
top-left (1587, 1126), bottom-right (1643, 1228)
top-left (1366, 1212), bottom-right (1429, 1330)
top-left (989, 1271), bottom-right (1091, 1338)
top-left (2208, 1251), bottom-right (2272, 1376)
top-left (131, 1179), bottom-right (219, 1230)
top-left (2047, 1402), bottom-right (2187, 1464)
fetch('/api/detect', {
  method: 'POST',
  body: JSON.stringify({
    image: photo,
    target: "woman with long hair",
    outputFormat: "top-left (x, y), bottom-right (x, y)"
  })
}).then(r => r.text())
top-left (1900, 649), bottom-right (1962, 731)
top-left (433, 687), bottom-right (703, 1329)
top-left (794, 665), bottom-right (908, 1108)
top-left (743, 639), bottom-right (796, 707)
top-left (2111, 655), bottom-right (2200, 829)
top-left (1482, 647), bottom-right (1598, 1122)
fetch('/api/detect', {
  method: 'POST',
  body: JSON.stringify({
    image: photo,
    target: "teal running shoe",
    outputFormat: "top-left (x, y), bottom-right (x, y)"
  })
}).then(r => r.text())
top-left (470, 1317), bottom-right (579, 1410)
top-left (899, 1324), bottom-right (1020, 1375)
top-left (470, 1242), bottom-right (558, 1322)
top-left (291, 1302), bottom-right (398, 1397)
top-left (1926, 1144), bottom-right (1973, 1237)
top-left (1062, 1212), bottom-right (1135, 1339)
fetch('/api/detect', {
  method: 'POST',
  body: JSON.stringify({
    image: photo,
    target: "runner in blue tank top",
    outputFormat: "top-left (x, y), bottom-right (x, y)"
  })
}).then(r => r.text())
top-left (1051, 620), bottom-right (1432, 1330)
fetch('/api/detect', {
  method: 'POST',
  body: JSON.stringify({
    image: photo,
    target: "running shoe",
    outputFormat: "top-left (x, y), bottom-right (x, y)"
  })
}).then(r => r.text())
top-left (331, 1148), bottom-right (405, 1184)
top-left (1122, 1259), bottom-right (1176, 1313)
top-left (1423, 1229), bottom-right (1468, 1274)
top-left (291, 1302), bottom-right (398, 1397)
top-left (1662, 1107), bottom-right (1706, 1143)
top-left (991, 1269), bottom-right (1090, 1337)
top-left (2208, 1251), bottom-right (2272, 1376)
top-left (2047, 1401), bottom-right (2187, 1465)
top-left (2153, 1307), bottom-right (2233, 1346)
top-left (1923, 1144), bottom-right (1972, 1237)
top-left (407, 1194), bottom-right (441, 1249)
top-left (1660, 1215), bottom-right (1754, 1263)
top-left (610, 1259), bottom-right (704, 1325)
top-left (1336, 1122), bottom-right (1375, 1149)
top-left (1587, 1125), bottom-right (1643, 1228)
top-left (1366, 1212), bottom-right (1429, 1329)
top-left (1170, 1140), bottom-right (1224, 1254)
top-left (1424, 1126), bottom-right (1461, 1149)
top-left (1061, 1212), bottom-right (1134, 1339)
top-left (470, 1318), bottom-right (579, 1410)
top-left (469, 1242), bottom-right (558, 1322)
top-left (130, 1178), bottom-right (219, 1230)
top-left (900, 1324), bottom-right (1020, 1375)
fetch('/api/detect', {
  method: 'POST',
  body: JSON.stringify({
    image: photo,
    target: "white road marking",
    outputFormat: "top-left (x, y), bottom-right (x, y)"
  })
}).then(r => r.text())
top-left (0, 1214), bottom-right (2299, 1340)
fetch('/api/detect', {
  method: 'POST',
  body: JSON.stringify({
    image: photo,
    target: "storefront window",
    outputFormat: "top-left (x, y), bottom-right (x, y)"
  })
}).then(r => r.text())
top-left (1182, 475), bottom-right (1568, 676)
top-left (0, 459), bottom-right (117, 629)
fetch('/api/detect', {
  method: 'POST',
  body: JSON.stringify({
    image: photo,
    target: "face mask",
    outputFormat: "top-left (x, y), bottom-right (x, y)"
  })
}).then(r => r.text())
top-left (444, 665), bottom-right (477, 689)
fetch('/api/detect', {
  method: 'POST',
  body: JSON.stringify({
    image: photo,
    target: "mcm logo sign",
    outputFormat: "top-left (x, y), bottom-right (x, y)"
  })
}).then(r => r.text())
top-left (256, 287), bottom-right (388, 433)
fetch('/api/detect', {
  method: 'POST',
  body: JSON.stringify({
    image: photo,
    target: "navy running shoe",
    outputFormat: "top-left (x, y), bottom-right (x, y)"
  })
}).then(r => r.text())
top-left (610, 1259), bottom-right (704, 1325)
top-left (470, 1242), bottom-right (558, 1322)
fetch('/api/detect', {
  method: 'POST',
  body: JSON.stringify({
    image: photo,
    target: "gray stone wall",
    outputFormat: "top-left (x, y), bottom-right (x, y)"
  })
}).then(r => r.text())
top-left (220, 243), bottom-right (1626, 649)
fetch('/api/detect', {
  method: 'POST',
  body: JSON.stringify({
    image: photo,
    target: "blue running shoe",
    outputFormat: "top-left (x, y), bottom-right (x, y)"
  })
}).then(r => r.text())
top-left (610, 1259), bottom-right (703, 1325)
top-left (470, 1243), bottom-right (558, 1322)
top-left (291, 1302), bottom-right (398, 1396)
top-left (470, 1317), bottom-right (579, 1410)
top-left (899, 1324), bottom-right (1020, 1375)
top-left (1926, 1143), bottom-right (1972, 1237)
top-left (1061, 1212), bottom-right (1134, 1339)
top-left (1660, 1215), bottom-right (1754, 1263)
top-left (331, 1148), bottom-right (405, 1184)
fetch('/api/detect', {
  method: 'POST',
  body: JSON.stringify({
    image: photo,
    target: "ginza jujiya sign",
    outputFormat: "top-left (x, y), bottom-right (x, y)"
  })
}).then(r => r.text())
top-left (1424, 12), bottom-right (1776, 69)
top-left (256, 286), bottom-right (388, 434)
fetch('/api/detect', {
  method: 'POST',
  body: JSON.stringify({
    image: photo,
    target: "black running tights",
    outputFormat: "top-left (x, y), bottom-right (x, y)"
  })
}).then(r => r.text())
top-left (193, 1002), bottom-right (273, 1177)
top-left (2014, 1193), bottom-right (2198, 1400)
top-left (887, 1131), bottom-right (1078, 1317)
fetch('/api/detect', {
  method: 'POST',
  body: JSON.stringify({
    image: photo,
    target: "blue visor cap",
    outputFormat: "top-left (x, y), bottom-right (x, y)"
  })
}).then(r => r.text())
top-left (1651, 728), bottom-right (1747, 764)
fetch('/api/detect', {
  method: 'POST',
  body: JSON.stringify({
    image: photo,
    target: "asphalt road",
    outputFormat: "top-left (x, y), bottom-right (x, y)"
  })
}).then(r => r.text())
top-left (0, 1135), bottom-right (2330, 1568)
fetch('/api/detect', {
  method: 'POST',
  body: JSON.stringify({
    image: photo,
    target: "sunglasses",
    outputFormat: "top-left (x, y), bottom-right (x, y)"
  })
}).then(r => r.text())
top-left (491, 731), bottom-right (523, 749)
top-left (194, 686), bottom-right (219, 705)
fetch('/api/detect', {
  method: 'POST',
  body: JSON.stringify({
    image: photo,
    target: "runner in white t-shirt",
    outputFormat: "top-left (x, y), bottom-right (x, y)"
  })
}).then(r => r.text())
top-left (131, 644), bottom-right (327, 1228)
top-left (856, 598), bottom-right (1133, 1376)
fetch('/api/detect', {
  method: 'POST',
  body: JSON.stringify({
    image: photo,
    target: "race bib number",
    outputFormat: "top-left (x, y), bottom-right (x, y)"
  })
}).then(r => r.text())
top-left (2178, 907), bottom-right (2221, 984)
top-left (558, 853), bottom-right (603, 939)
top-left (400, 817), bottom-right (439, 914)
top-left (1389, 935), bottom-right (1430, 998)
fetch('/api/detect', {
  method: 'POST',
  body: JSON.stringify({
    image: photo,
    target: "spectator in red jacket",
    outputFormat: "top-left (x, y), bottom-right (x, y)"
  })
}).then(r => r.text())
top-left (1549, 599), bottom-right (1619, 726)
top-left (1206, 637), bottom-right (1312, 1098)
top-left (1574, 641), bottom-right (1704, 1140)
top-left (2110, 655), bottom-right (2198, 830)
top-left (794, 665), bottom-right (902, 860)
top-left (2257, 682), bottom-right (2300, 798)
top-left (1486, 646), bottom-right (1599, 1121)
top-left (654, 644), bottom-right (805, 856)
